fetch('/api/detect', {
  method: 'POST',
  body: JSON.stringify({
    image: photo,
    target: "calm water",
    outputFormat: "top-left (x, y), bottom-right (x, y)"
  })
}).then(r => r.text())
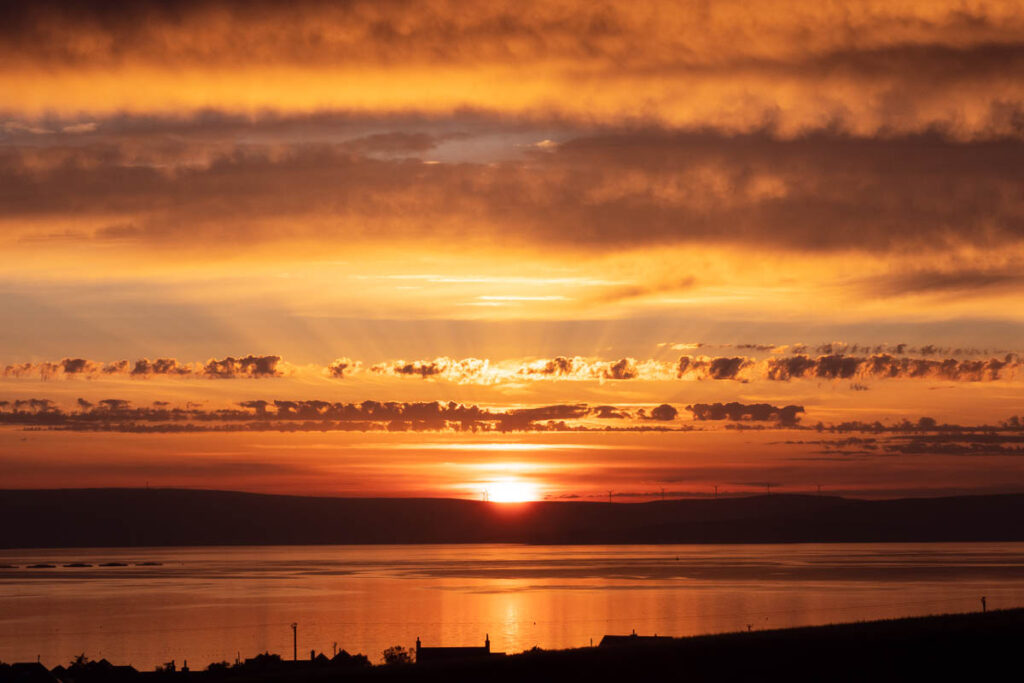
top-left (1, 543), bottom-right (1023, 669)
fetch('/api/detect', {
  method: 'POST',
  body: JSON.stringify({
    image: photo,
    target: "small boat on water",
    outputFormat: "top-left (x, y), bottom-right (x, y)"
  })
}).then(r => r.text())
top-left (63, 562), bottom-right (93, 568)
top-left (0, 564), bottom-right (18, 569)
top-left (99, 562), bottom-right (129, 567)
top-left (135, 561), bottom-right (163, 566)
top-left (28, 563), bottom-right (56, 568)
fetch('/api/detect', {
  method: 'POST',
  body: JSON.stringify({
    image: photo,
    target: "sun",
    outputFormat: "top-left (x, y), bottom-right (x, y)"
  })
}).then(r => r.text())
top-left (485, 478), bottom-right (540, 503)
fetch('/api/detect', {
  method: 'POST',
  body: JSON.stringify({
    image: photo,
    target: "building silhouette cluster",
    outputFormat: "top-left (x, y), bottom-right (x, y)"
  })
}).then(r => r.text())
top-left (0, 649), bottom-right (371, 683)
top-left (0, 629), bottom-right (683, 683)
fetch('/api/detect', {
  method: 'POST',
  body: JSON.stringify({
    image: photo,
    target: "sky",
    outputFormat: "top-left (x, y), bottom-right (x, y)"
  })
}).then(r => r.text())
top-left (2, 0), bottom-right (1024, 501)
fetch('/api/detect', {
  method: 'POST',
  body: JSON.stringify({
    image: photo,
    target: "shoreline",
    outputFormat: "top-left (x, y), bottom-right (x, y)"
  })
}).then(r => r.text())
top-left (3, 609), bottom-right (1021, 682)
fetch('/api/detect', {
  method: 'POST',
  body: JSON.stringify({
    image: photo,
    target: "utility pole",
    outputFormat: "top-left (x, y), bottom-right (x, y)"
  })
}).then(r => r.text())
top-left (608, 490), bottom-right (613, 503)
top-left (766, 483), bottom-right (772, 495)
top-left (291, 623), bottom-right (297, 661)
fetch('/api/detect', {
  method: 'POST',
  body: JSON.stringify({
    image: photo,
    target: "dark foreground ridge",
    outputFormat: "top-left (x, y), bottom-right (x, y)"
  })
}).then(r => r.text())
top-left (1, 610), bottom-right (1021, 683)
top-left (1, 488), bottom-right (1024, 548)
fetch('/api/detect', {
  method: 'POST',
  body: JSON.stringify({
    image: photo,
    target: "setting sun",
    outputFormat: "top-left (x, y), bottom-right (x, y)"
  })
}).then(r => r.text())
top-left (485, 479), bottom-right (540, 503)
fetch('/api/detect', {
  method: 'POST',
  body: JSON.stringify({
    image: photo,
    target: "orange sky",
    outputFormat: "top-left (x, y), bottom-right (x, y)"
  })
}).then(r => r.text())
top-left (2, 0), bottom-right (1023, 500)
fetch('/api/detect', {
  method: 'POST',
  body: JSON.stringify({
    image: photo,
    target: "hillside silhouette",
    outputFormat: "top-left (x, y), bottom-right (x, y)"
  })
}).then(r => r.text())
top-left (1, 489), bottom-right (1022, 548)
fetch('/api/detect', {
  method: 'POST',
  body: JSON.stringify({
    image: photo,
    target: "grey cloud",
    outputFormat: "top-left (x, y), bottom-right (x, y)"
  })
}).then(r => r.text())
top-left (688, 403), bottom-right (806, 423)
top-left (602, 358), bottom-right (638, 380)
top-left (201, 355), bottom-right (282, 378)
top-left (5, 128), bottom-right (1024, 256)
top-left (766, 353), bottom-right (1020, 382)
top-left (326, 358), bottom-right (358, 378)
top-left (0, 398), bottom-right (686, 433)
top-left (2, 355), bottom-right (284, 379)
top-left (687, 402), bottom-right (805, 426)
top-left (858, 266), bottom-right (1024, 297)
top-left (677, 355), bottom-right (751, 380)
top-left (647, 404), bottom-right (679, 421)
top-left (131, 358), bottom-right (190, 377)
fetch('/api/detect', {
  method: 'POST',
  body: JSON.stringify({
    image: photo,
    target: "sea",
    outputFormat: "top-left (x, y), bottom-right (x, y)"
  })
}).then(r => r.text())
top-left (1, 543), bottom-right (1023, 670)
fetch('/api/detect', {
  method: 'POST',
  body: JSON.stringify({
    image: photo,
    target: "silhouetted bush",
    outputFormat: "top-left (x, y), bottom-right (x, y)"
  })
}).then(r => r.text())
top-left (382, 646), bottom-right (414, 665)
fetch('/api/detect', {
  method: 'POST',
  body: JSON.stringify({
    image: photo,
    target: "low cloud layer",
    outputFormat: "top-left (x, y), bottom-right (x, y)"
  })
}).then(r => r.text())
top-left (0, 398), bottom-right (685, 433)
top-left (4, 398), bottom-right (1024, 463)
top-left (4, 351), bottom-right (1021, 384)
top-left (2, 355), bottom-right (284, 380)
top-left (765, 353), bottom-right (1020, 382)
top-left (781, 417), bottom-right (1024, 458)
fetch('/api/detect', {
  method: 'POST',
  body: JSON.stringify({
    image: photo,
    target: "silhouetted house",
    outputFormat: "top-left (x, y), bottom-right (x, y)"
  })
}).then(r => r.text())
top-left (4, 663), bottom-right (60, 683)
top-left (237, 650), bottom-right (369, 673)
top-left (415, 635), bottom-right (503, 663)
top-left (330, 650), bottom-right (370, 669)
top-left (57, 660), bottom-right (138, 683)
top-left (599, 631), bottom-right (675, 648)
top-left (238, 653), bottom-right (284, 673)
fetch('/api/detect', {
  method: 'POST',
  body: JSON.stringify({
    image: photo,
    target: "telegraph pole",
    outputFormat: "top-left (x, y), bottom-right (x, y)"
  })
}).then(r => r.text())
top-left (291, 623), bottom-right (297, 661)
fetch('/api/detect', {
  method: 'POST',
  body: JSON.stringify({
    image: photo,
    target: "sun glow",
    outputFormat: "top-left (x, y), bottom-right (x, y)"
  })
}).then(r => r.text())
top-left (485, 478), bottom-right (540, 503)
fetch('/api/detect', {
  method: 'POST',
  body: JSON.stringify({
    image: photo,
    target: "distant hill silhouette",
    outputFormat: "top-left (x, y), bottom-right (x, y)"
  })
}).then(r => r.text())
top-left (0, 489), bottom-right (1022, 548)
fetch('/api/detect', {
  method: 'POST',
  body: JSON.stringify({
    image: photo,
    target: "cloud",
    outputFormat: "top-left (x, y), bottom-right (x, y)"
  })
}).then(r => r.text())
top-left (0, 397), bottom-right (689, 433)
top-left (591, 276), bottom-right (698, 304)
top-left (370, 357), bottom-right (491, 382)
top-left (368, 356), bottom-right (672, 383)
top-left (602, 358), bottom-right (639, 380)
top-left (200, 355), bottom-right (283, 378)
top-left (646, 404), bottom-right (679, 421)
top-left (784, 420), bottom-right (1024, 458)
top-left (858, 266), bottom-right (1024, 297)
top-left (686, 402), bottom-right (805, 425)
top-left (765, 353), bottom-right (1021, 382)
top-left (676, 355), bottom-right (752, 380)
top-left (7, 1), bottom-right (1024, 140)
top-left (7, 351), bottom-right (1021, 384)
top-left (2, 355), bottom-right (286, 379)
top-left (6, 127), bottom-right (1024, 259)
top-left (130, 358), bottom-right (191, 377)
top-left (325, 357), bottom-right (361, 379)
top-left (385, 360), bottom-right (447, 378)
top-left (590, 405), bottom-right (631, 419)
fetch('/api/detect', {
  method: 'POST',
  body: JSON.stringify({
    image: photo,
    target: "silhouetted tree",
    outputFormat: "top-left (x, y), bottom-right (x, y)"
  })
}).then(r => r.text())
top-left (382, 646), bottom-right (413, 665)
